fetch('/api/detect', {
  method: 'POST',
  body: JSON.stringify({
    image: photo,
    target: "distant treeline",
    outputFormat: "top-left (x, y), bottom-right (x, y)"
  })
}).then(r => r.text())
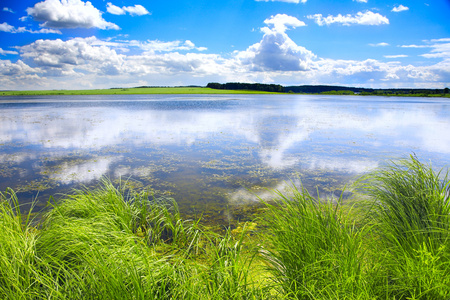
top-left (206, 82), bottom-right (285, 93)
top-left (285, 85), bottom-right (449, 96)
top-left (207, 82), bottom-right (449, 96)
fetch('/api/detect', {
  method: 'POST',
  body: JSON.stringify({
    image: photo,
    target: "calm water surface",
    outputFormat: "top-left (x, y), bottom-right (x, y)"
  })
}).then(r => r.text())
top-left (1, 94), bottom-right (449, 222)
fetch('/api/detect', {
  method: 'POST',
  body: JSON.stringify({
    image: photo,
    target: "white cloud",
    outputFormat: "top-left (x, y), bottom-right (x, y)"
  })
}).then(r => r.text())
top-left (255, 0), bottom-right (307, 3)
top-left (129, 39), bottom-right (205, 53)
top-left (106, 3), bottom-right (125, 15)
top-left (0, 22), bottom-right (62, 34)
top-left (353, 0), bottom-right (368, 3)
top-left (263, 14), bottom-right (306, 33)
top-left (2, 19), bottom-right (450, 90)
top-left (0, 48), bottom-right (19, 55)
top-left (400, 44), bottom-right (429, 48)
top-left (430, 38), bottom-right (450, 43)
top-left (19, 37), bottom-right (125, 73)
top-left (421, 42), bottom-right (450, 59)
top-left (26, 0), bottom-right (119, 30)
top-left (3, 7), bottom-right (14, 13)
top-left (35, 28), bottom-right (62, 34)
top-left (14, 37), bottom-right (220, 82)
top-left (392, 5), bottom-right (409, 12)
top-left (401, 39), bottom-right (450, 59)
top-left (122, 4), bottom-right (150, 16)
top-left (308, 11), bottom-right (389, 26)
top-left (0, 59), bottom-right (39, 77)
top-left (0, 22), bottom-right (15, 32)
top-left (384, 55), bottom-right (408, 58)
top-left (107, 3), bottom-right (150, 16)
top-left (235, 14), bottom-right (314, 72)
top-left (369, 42), bottom-right (389, 47)
top-left (238, 29), bottom-right (315, 71)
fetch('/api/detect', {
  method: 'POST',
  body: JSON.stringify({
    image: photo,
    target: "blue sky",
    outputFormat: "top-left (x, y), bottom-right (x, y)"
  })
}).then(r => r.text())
top-left (0, 0), bottom-right (449, 90)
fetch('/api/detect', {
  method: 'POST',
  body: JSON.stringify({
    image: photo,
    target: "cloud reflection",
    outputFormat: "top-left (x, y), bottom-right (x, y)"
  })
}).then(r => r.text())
top-left (0, 96), bottom-right (449, 177)
top-left (46, 157), bottom-right (117, 184)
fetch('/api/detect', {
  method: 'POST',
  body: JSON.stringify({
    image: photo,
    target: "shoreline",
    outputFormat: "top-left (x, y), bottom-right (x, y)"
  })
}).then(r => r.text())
top-left (0, 87), bottom-right (279, 96)
top-left (1, 86), bottom-right (449, 97)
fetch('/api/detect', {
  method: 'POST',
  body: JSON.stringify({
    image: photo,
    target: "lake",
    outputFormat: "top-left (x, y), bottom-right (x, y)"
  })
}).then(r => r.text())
top-left (1, 94), bottom-right (449, 224)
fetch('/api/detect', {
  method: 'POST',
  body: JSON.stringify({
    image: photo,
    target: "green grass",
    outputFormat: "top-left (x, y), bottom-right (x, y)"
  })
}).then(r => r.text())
top-left (0, 178), bottom-right (268, 299)
top-left (1, 156), bottom-right (449, 299)
top-left (2, 86), bottom-right (448, 97)
top-left (260, 184), bottom-right (376, 299)
top-left (356, 155), bottom-right (450, 299)
top-left (0, 87), bottom-right (280, 96)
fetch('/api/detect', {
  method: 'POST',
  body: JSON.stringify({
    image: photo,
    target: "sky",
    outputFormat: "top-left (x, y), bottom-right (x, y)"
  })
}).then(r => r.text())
top-left (0, 0), bottom-right (449, 90)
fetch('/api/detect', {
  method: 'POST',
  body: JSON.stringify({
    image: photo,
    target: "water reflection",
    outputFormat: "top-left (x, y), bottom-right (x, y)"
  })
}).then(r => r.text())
top-left (0, 95), bottom-right (449, 212)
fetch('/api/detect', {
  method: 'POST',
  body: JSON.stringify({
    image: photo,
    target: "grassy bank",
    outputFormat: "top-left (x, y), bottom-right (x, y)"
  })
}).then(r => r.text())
top-left (2, 86), bottom-right (449, 97)
top-left (1, 156), bottom-right (450, 299)
top-left (0, 87), bottom-right (279, 96)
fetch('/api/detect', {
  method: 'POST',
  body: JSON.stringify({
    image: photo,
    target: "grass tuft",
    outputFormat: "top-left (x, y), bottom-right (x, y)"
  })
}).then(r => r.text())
top-left (261, 183), bottom-right (376, 299)
top-left (357, 155), bottom-right (450, 299)
top-left (1, 156), bottom-right (450, 299)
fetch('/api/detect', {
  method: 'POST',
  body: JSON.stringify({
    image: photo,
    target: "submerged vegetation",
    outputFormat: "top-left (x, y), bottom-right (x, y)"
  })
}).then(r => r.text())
top-left (1, 156), bottom-right (450, 299)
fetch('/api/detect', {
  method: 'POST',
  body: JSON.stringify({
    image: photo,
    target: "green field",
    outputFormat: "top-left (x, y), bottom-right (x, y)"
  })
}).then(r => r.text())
top-left (2, 86), bottom-right (449, 97)
top-left (0, 87), bottom-right (279, 96)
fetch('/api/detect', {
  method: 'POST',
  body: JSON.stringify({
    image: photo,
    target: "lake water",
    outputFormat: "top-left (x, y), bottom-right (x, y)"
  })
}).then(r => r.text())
top-left (1, 94), bottom-right (449, 223)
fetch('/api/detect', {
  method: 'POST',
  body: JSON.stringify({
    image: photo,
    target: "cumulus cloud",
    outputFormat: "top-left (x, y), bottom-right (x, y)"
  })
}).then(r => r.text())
top-left (2, 18), bottom-right (450, 90)
top-left (106, 3), bottom-right (150, 16)
top-left (308, 11), bottom-right (389, 26)
top-left (311, 58), bottom-right (440, 85)
top-left (255, 0), bottom-right (307, 3)
top-left (3, 7), bottom-right (14, 13)
top-left (392, 5), bottom-right (409, 12)
top-left (238, 30), bottom-right (315, 71)
top-left (19, 37), bottom-right (125, 74)
top-left (263, 14), bottom-right (306, 33)
top-left (353, 0), bottom-right (368, 3)
top-left (0, 22), bottom-right (15, 32)
top-left (106, 3), bottom-right (124, 15)
top-left (0, 59), bottom-right (39, 77)
top-left (14, 36), bottom-right (221, 82)
top-left (26, 0), bottom-right (119, 30)
top-left (122, 4), bottom-right (150, 16)
top-left (236, 14), bottom-right (314, 72)
top-left (0, 22), bottom-right (61, 34)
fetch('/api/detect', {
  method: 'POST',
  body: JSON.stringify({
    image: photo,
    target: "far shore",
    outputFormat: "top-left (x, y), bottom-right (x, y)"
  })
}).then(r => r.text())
top-left (0, 87), bottom-right (278, 96)
top-left (1, 86), bottom-right (449, 97)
